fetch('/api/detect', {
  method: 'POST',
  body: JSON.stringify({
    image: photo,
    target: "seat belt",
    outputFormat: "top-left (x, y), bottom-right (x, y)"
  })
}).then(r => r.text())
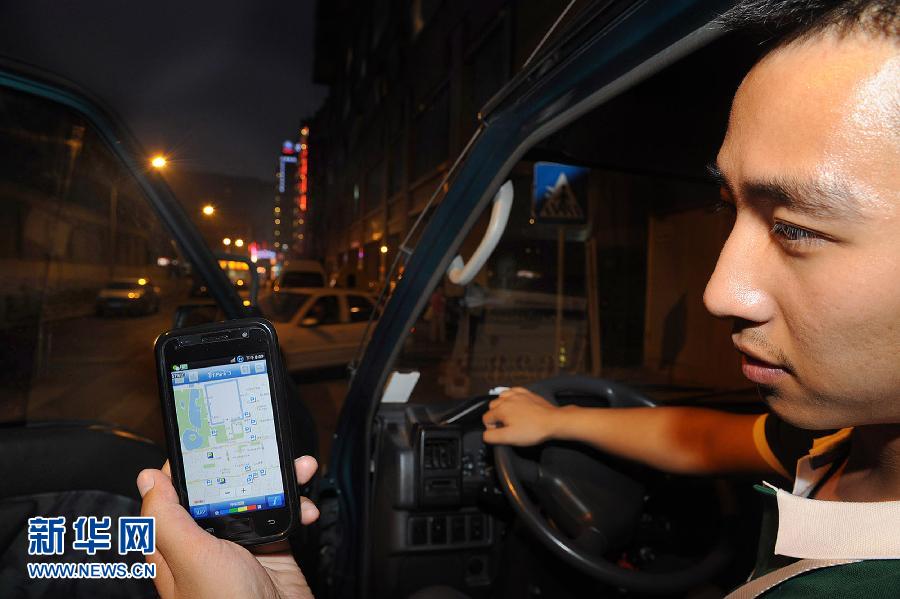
top-left (724, 558), bottom-right (860, 599)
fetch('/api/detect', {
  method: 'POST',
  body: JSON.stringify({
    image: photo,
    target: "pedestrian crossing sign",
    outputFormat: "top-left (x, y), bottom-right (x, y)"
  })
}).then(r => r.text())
top-left (532, 162), bottom-right (588, 224)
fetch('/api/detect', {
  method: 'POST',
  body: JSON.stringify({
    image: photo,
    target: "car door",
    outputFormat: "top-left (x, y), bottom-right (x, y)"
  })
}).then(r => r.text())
top-left (332, 293), bottom-right (377, 365)
top-left (344, 293), bottom-right (378, 358)
top-left (283, 293), bottom-right (348, 370)
top-left (0, 65), bottom-right (179, 597)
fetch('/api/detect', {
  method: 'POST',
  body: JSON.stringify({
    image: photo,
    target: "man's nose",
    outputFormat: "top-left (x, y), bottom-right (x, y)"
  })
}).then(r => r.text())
top-left (703, 222), bottom-right (774, 324)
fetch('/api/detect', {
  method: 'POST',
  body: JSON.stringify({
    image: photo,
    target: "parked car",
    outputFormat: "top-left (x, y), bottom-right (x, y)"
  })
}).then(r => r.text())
top-left (95, 278), bottom-right (160, 316)
top-left (267, 289), bottom-right (378, 371)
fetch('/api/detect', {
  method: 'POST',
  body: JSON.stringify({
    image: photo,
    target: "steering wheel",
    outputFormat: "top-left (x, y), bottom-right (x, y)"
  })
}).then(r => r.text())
top-left (493, 376), bottom-right (734, 594)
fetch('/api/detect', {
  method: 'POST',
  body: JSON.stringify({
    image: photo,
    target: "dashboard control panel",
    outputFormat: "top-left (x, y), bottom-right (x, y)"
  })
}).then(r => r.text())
top-left (407, 512), bottom-right (492, 548)
top-left (417, 428), bottom-right (462, 506)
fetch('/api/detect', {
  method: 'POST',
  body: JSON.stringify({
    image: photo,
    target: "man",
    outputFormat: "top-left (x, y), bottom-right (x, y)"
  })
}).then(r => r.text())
top-left (484, 0), bottom-right (900, 595)
top-left (137, 0), bottom-right (898, 597)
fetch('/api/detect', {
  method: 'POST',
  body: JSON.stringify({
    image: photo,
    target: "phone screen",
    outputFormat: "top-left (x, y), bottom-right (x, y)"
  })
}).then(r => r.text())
top-left (169, 353), bottom-right (286, 520)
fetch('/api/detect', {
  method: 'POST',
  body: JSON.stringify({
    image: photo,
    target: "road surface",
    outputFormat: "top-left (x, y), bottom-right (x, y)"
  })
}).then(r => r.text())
top-left (25, 285), bottom-right (347, 461)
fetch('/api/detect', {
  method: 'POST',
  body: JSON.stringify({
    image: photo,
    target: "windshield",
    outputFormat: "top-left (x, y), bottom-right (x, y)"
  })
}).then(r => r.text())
top-left (390, 34), bottom-right (764, 406)
top-left (392, 161), bottom-right (753, 405)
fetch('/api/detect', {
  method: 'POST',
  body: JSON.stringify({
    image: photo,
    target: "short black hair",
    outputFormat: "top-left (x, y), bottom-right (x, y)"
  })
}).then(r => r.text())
top-left (718, 0), bottom-right (899, 47)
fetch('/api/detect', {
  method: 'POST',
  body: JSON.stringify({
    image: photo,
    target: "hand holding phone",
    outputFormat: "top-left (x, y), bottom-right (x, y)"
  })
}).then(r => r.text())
top-left (154, 317), bottom-right (301, 545)
top-left (136, 456), bottom-right (319, 599)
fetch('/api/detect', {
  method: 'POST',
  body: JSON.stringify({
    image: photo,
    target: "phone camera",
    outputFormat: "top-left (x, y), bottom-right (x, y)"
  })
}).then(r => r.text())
top-left (241, 331), bottom-right (249, 338)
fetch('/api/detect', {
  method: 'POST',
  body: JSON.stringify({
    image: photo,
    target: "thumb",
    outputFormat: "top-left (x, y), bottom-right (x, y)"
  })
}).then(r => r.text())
top-left (137, 469), bottom-right (213, 567)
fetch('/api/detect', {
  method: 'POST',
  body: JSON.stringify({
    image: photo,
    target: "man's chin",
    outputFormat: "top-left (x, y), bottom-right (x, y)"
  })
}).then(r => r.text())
top-left (758, 386), bottom-right (846, 431)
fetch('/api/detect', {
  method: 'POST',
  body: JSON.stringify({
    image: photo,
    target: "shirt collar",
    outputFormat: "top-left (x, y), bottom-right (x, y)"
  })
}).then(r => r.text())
top-left (762, 428), bottom-right (900, 560)
top-left (792, 427), bottom-right (852, 497)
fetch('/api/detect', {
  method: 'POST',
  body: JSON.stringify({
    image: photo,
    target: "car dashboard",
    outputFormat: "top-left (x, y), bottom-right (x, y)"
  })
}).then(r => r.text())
top-left (369, 397), bottom-right (505, 598)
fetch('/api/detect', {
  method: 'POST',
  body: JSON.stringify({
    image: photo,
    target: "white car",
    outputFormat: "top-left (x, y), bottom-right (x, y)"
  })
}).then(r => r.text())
top-left (268, 288), bottom-right (379, 372)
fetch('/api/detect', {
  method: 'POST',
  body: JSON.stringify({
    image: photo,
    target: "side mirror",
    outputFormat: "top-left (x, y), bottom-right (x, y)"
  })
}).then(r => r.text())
top-left (300, 317), bottom-right (320, 327)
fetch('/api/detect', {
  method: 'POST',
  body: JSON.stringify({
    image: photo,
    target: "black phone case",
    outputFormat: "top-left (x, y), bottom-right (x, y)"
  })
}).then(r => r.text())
top-left (153, 317), bottom-right (299, 546)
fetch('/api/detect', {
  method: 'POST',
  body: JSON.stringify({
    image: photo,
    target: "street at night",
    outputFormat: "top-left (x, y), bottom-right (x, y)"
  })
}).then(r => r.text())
top-left (1, 1), bottom-right (899, 598)
top-left (24, 280), bottom-right (348, 459)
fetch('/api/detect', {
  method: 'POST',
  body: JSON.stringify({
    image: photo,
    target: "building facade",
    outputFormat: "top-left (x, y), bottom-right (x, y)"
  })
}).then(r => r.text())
top-left (274, 140), bottom-right (299, 255)
top-left (274, 125), bottom-right (312, 260)
top-left (307, 0), bottom-right (570, 288)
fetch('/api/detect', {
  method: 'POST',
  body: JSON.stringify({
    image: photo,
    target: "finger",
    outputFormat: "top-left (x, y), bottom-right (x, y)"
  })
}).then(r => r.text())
top-left (294, 456), bottom-right (318, 486)
top-left (300, 496), bottom-right (320, 525)
top-left (144, 546), bottom-right (176, 598)
top-left (137, 468), bottom-right (213, 569)
top-left (137, 468), bottom-right (179, 504)
top-left (140, 464), bottom-right (176, 593)
top-left (489, 398), bottom-right (502, 409)
top-left (482, 410), bottom-right (503, 428)
top-left (483, 426), bottom-right (511, 445)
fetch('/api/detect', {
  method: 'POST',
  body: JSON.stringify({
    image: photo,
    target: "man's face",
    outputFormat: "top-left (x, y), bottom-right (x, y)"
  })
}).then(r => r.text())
top-left (705, 32), bottom-right (900, 429)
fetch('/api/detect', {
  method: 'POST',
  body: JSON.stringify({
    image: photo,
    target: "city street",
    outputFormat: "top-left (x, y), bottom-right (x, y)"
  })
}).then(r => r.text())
top-left (25, 284), bottom-right (347, 460)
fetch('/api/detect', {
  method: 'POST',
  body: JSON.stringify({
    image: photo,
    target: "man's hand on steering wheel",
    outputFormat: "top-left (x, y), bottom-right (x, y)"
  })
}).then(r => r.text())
top-left (482, 377), bottom-right (733, 593)
top-left (482, 387), bottom-right (565, 446)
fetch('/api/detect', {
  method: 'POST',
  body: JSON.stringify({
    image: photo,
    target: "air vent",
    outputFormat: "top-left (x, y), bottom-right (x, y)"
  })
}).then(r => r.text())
top-left (423, 438), bottom-right (458, 470)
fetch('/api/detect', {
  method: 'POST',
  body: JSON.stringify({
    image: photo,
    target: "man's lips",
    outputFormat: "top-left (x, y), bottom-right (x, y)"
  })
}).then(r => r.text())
top-left (739, 351), bottom-right (789, 385)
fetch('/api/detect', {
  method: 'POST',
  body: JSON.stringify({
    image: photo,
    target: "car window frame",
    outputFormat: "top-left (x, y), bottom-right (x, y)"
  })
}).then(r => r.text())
top-left (0, 62), bottom-right (246, 320)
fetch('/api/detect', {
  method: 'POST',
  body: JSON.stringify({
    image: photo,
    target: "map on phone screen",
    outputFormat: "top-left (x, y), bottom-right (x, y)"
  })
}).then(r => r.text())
top-left (170, 355), bottom-right (286, 519)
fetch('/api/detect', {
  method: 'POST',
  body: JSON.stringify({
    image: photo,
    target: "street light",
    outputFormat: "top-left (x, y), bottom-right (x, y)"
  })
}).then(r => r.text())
top-left (223, 237), bottom-right (232, 246)
top-left (234, 239), bottom-right (245, 248)
top-left (202, 204), bottom-right (215, 216)
top-left (150, 155), bottom-right (167, 169)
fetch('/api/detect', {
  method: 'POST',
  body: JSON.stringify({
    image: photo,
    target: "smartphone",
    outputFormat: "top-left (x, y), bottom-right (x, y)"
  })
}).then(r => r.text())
top-left (154, 317), bottom-right (298, 546)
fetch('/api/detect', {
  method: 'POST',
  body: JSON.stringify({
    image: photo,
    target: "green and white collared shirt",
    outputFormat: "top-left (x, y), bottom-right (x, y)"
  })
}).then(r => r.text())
top-left (733, 415), bottom-right (900, 597)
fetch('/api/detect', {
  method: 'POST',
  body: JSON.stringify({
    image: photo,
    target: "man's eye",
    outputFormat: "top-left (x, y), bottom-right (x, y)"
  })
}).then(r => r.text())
top-left (771, 221), bottom-right (821, 244)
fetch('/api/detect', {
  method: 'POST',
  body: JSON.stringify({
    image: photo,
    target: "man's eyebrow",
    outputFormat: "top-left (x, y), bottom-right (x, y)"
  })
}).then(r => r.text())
top-left (706, 162), bottom-right (730, 192)
top-left (706, 162), bottom-right (867, 221)
top-left (707, 162), bottom-right (737, 203)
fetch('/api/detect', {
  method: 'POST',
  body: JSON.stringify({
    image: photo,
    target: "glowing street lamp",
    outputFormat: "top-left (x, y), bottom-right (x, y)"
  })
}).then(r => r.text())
top-left (223, 237), bottom-right (232, 247)
top-left (150, 155), bottom-right (168, 169)
top-left (202, 204), bottom-right (215, 216)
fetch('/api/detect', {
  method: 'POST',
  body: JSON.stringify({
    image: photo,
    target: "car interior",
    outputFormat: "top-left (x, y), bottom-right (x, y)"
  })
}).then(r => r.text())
top-left (0, 9), bottom-right (782, 599)
top-left (352, 29), bottom-right (771, 599)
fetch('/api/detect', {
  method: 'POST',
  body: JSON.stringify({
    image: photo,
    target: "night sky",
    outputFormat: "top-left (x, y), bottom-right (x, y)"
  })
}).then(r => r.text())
top-left (0, 0), bottom-right (328, 182)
